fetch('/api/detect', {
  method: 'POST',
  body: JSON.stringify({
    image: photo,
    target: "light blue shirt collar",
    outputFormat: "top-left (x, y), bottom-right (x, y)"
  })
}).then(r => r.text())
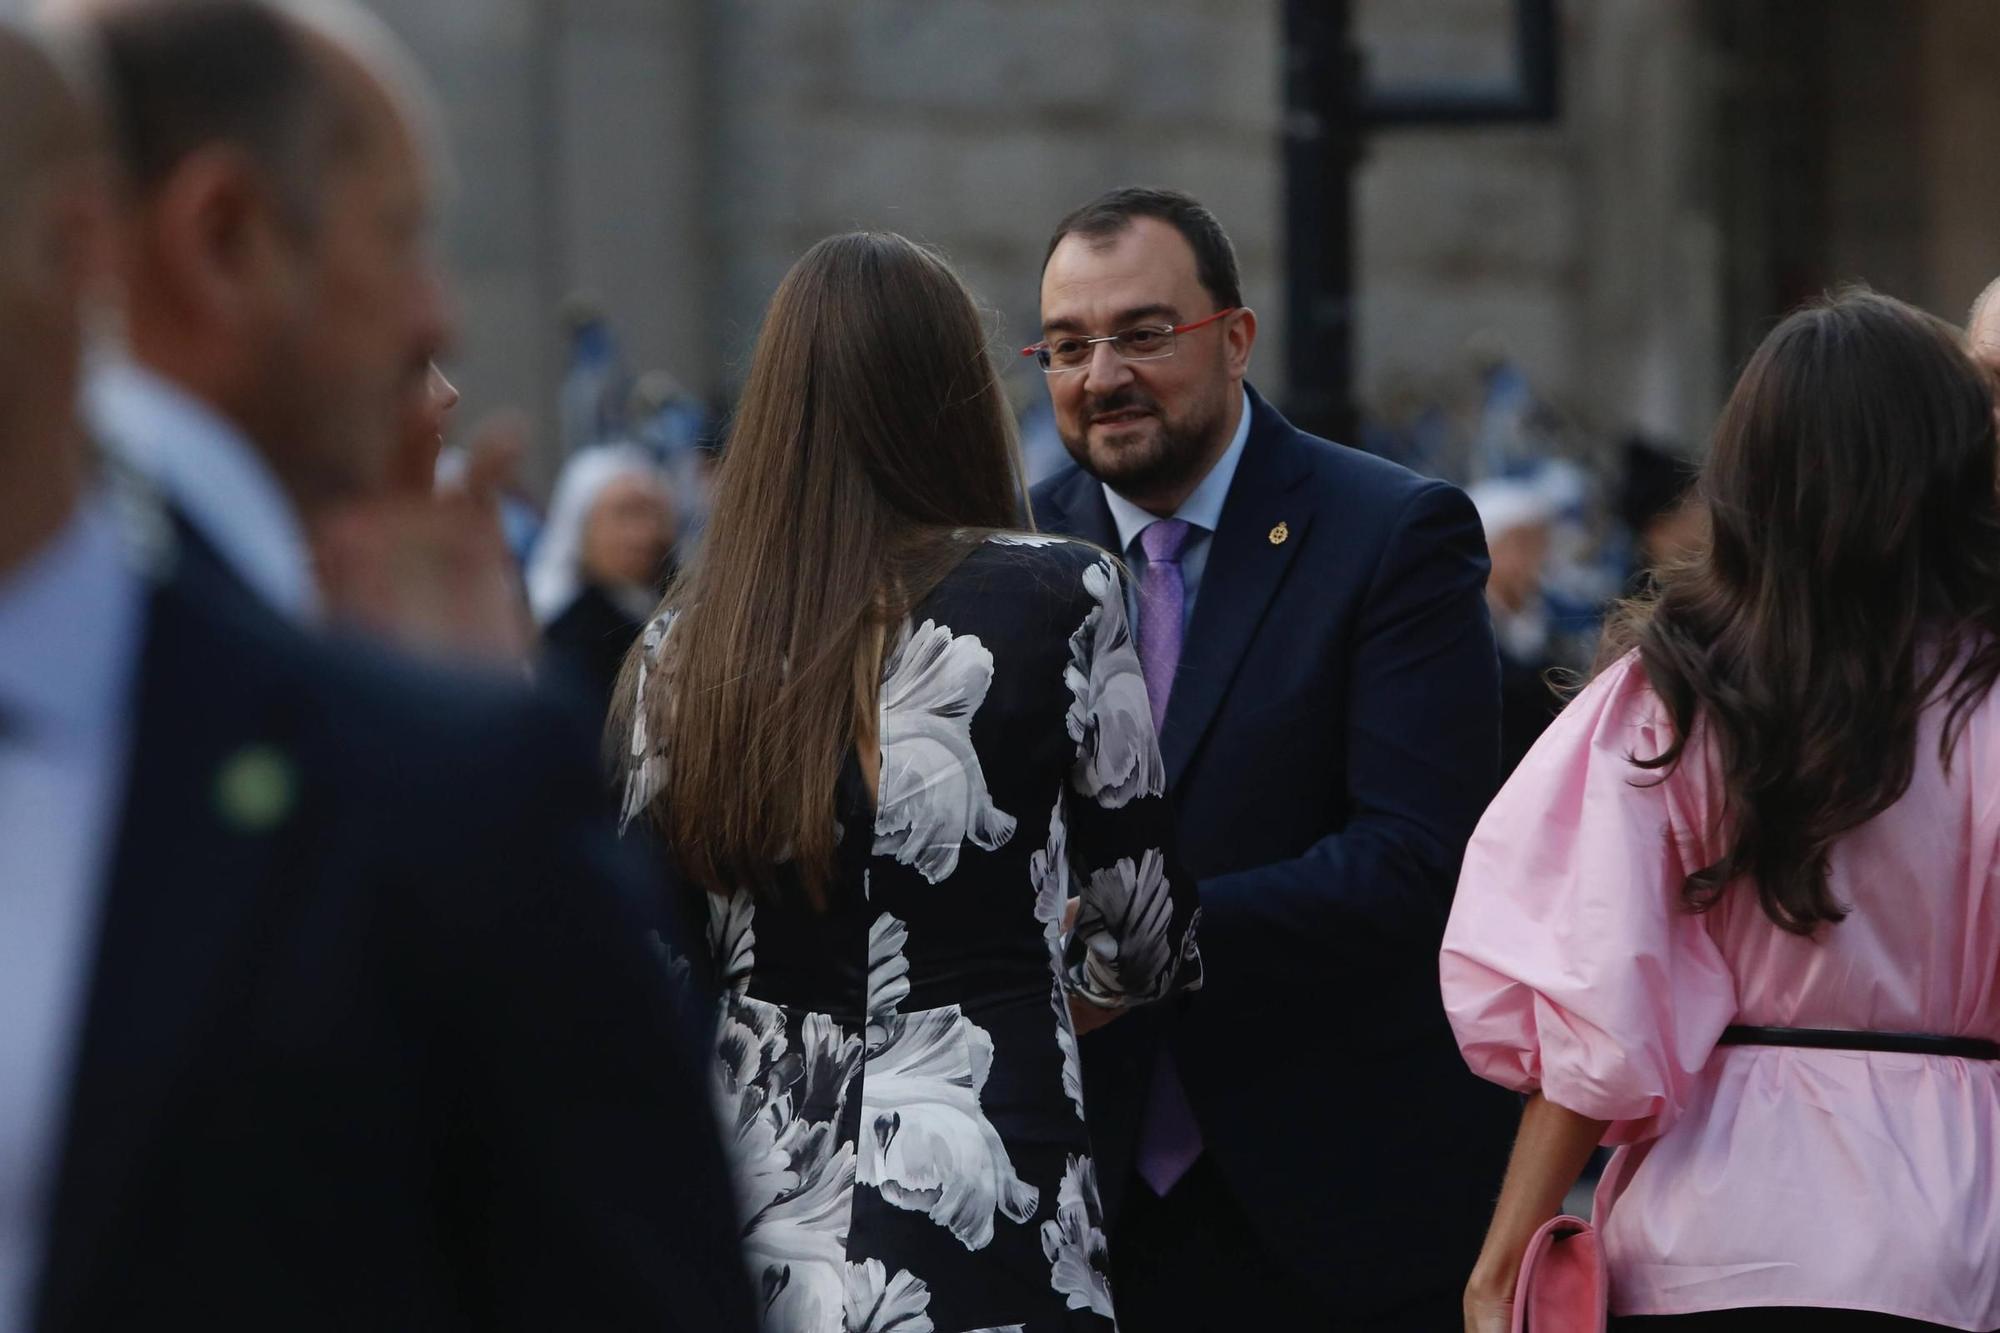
top-left (87, 357), bottom-right (321, 623)
top-left (0, 494), bottom-right (144, 741)
top-left (1102, 387), bottom-right (1253, 551)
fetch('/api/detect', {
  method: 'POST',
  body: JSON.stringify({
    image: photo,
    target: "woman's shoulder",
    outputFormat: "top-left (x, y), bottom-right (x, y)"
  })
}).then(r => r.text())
top-left (953, 531), bottom-right (1117, 594)
top-left (919, 533), bottom-right (1122, 647)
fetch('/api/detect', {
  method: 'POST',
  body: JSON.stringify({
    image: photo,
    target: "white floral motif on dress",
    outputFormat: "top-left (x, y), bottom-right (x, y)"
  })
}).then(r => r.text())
top-left (841, 1259), bottom-right (934, 1332)
top-left (719, 991), bottom-right (862, 1333)
top-left (857, 914), bottom-right (1039, 1251)
top-left (1029, 795), bottom-right (1068, 952)
top-left (709, 889), bottom-right (756, 995)
top-left (865, 912), bottom-right (912, 1051)
top-left (1050, 981), bottom-right (1086, 1120)
top-left (1071, 848), bottom-right (1183, 1007)
top-left (858, 1007), bottom-right (1041, 1250)
top-left (1065, 558), bottom-right (1166, 809)
top-left (707, 892), bottom-right (871, 1333)
top-left (1040, 1155), bottom-right (1113, 1316)
top-left (743, 1138), bottom-right (855, 1333)
top-left (1030, 799), bottom-right (1087, 1119)
top-left (874, 620), bottom-right (1017, 883)
top-left (984, 533), bottom-right (1067, 548)
top-left (619, 608), bottom-right (679, 829)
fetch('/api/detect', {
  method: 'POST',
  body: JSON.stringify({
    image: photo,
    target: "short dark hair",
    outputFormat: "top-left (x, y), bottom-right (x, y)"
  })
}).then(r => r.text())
top-left (93, 0), bottom-right (340, 224)
top-left (1043, 186), bottom-right (1244, 312)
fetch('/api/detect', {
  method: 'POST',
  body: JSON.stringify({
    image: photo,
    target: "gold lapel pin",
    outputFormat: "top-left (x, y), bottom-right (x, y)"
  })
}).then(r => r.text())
top-left (214, 743), bottom-right (298, 834)
top-left (1268, 521), bottom-right (1290, 546)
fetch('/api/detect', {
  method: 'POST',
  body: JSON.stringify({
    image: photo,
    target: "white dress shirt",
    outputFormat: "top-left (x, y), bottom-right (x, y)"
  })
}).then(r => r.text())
top-left (1101, 387), bottom-right (1253, 633)
top-left (0, 496), bottom-right (146, 1332)
top-left (87, 358), bottom-right (320, 623)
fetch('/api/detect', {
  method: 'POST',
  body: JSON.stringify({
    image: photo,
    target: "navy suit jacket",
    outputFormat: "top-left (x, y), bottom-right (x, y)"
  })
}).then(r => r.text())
top-left (33, 530), bottom-right (755, 1331)
top-left (1032, 385), bottom-right (1519, 1316)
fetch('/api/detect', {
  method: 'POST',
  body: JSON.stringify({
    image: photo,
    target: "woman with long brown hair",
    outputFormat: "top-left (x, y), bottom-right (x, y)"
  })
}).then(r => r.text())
top-left (615, 232), bottom-right (1201, 1332)
top-left (1444, 290), bottom-right (2000, 1330)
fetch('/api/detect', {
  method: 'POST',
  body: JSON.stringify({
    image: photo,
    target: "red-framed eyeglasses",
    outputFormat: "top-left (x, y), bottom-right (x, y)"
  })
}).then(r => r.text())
top-left (1021, 307), bottom-right (1241, 374)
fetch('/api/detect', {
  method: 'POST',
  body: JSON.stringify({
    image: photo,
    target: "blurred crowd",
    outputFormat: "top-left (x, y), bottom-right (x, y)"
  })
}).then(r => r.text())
top-left (14, 3), bottom-right (2000, 1333)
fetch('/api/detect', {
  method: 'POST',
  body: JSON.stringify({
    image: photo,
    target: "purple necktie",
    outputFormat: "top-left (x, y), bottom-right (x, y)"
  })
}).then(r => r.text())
top-left (1132, 518), bottom-right (1203, 1196)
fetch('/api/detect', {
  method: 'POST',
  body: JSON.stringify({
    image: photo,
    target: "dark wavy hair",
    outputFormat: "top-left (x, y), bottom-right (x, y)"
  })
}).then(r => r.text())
top-left (1601, 290), bottom-right (2000, 935)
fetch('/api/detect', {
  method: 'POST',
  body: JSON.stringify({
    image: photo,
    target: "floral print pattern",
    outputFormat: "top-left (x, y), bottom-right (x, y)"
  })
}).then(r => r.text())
top-left (842, 1260), bottom-right (934, 1332)
top-left (1040, 1155), bottom-right (1114, 1318)
top-left (1070, 850), bottom-right (1203, 1008)
top-left (637, 541), bottom-right (1200, 1331)
top-left (874, 621), bottom-right (1018, 883)
top-left (619, 608), bottom-right (678, 829)
top-left (1065, 557), bottom-right (1166, 809)
top-left (859, 1004), bottom-right (1040, 1249)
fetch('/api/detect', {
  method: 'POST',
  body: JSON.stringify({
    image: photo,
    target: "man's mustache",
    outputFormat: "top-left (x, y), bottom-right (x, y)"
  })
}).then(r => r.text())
top-left (1083, 389), bottom-right (1161, 418)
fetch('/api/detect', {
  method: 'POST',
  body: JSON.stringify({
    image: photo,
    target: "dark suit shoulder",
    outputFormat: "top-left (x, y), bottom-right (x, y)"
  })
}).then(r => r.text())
top-left (157, 550), bottom-right (602, 837)
top-left (1287, 422), bottom-right (1461, 511)
top-left (1028, 462), bottom-right (1088, 516)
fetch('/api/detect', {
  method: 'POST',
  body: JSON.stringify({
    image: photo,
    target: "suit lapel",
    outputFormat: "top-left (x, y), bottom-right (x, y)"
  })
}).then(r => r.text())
top-left (1039, 464), bottom-right (1120, 553)
top-left (1161, 390), bottom-right (1313, 787)
top-left (36, 551), bottom-right (303, 1329)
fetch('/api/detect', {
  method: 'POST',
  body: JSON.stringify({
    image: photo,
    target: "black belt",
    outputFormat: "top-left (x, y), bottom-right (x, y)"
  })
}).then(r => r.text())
top-left (1720, 1025), bottom-right (2000, 1060)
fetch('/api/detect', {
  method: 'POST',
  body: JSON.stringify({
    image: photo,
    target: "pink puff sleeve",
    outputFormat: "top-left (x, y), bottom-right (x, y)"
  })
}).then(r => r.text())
top-left (1441, 652), bottom-right (1737, 1145)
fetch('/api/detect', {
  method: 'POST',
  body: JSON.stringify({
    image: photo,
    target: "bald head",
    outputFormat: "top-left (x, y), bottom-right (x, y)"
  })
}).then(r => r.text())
top-left (88, 0), bottom-right (451, 513)
top-left (0, 22), bottom-right (95, 220)
top-left (1969, 277), bottom-right (2000, 377)
top-left (0, 21), bottom-right (109, 577)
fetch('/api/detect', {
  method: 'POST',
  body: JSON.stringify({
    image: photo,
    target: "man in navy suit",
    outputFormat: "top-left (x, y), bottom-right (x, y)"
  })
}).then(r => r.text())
top-left (0, 16), bottom-right (753, 1330)
top-left (1030, 187), bottom-right (1519, 1329)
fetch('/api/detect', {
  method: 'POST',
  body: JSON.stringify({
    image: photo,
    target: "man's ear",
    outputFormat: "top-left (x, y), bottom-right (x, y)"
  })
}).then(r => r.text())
top-left (144, 145), bottom-right (299, 332)
top-left (1224, 306), bottom-right (1257, 379)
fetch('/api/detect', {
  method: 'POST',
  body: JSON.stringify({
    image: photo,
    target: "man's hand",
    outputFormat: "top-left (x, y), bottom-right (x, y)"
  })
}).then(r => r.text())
top-left (314, 415), bottom-right (532, 666)
top-left (1067, 994), bottom-right (1124, 1036)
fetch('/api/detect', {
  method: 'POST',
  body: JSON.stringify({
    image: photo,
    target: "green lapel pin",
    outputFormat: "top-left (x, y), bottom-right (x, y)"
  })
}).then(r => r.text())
top-left (214, 743), bottom-right (298, 834)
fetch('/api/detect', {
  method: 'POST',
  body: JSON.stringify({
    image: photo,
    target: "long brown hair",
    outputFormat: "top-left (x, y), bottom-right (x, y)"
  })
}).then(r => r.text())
top-left (614, 232), bottom-right (1026, 902)
top-left (1602, 290), bottom-right (2000, 934)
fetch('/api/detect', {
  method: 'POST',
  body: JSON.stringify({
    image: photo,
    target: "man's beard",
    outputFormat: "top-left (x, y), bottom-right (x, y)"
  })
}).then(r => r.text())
top-left (1059, 384), bottom-right (1228, 503)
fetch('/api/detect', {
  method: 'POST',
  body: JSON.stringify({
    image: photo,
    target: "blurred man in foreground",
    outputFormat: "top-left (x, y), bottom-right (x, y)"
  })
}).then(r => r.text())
top-left (84, 0), bottom-right (527, 661)
top-left (0, 11), bottom-right (753, 1329)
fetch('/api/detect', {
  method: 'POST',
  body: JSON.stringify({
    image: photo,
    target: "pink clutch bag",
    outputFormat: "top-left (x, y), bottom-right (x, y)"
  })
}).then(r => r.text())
top-left (1511, 1214), bottom-right (1606, 1332)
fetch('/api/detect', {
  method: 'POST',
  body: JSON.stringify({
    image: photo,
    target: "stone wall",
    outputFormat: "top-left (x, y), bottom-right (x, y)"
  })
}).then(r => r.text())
top-left (365, 0), bottom-right (1285, 485)
top-left (22, 0), bottom-right (1997, 487)
top-left (1354, 0), bottom-right (1724, 462)
top-left (702, 0), bottom-right (1286, 416)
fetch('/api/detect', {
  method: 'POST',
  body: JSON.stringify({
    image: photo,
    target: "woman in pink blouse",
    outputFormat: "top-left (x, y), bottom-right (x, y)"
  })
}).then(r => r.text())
top-left (1445, 290), bottom-right (2000, 1332)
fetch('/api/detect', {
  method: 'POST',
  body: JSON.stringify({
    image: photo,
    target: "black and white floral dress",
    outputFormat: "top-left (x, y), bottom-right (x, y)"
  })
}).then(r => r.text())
top-left (623, 536), bottom-right (1202, 1333)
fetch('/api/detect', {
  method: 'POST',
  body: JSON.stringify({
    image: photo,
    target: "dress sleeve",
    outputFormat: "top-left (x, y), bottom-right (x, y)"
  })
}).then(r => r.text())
top-left (1055, 553), bottom-right (1203, 1009)
top-left (1440, 651), bottom-right (1736, 1144)
top-left (617, 610), bottom-right (677, 831)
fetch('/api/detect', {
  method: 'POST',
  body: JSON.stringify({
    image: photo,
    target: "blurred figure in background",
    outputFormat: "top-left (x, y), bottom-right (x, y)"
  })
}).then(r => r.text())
top-left (1619, 436), bottom-right (1702, 593)
top-left (527, 444), bottom-right (676, 721)
top-left (1468, 478), bottom-right (1560, 776)
top-left (627, 367), bottom-right (714, 552)
top-left (558, 292), bottom-right (628, 455)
